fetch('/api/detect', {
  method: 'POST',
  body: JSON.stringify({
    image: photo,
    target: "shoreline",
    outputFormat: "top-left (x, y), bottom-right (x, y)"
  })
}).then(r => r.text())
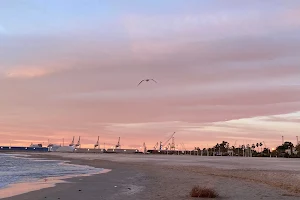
top-left (0, 153), bottom-right (111, 199)
top-left (2, 153), bottom-right (300, 200)
top-left (0, 169), bottom-right (112, 199)
top-left (2, 153), bottom-right (150, 200)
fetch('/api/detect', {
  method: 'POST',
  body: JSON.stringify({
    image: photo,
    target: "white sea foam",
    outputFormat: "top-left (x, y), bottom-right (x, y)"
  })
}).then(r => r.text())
top-left (0, 153), bottom-right (110, 198)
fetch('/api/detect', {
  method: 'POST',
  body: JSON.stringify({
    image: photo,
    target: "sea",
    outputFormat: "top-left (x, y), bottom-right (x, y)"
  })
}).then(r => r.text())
top-left (0, 153), bottom-right (103, 190)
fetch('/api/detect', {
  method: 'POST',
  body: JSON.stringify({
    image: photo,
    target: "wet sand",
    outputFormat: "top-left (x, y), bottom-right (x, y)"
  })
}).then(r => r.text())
top-left (2, 153), bottom-right (300, 200)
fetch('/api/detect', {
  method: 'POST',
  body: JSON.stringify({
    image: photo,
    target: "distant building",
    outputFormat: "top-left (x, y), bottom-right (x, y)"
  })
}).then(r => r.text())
top-left (227, 149), bottom-right (234, 156)
top-left (54, 146), bottom-right (75, 152)
top-left (30, 143), bottom-right (43, 147)
top-left (74, 148), bottom-right (105, 153)
top-left (106, 148), bottom-right (139, 154)
top-left (47, 144), bottom-right (61, 151)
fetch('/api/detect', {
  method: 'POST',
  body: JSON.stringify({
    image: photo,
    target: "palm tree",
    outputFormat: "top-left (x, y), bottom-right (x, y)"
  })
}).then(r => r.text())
top-left (214, 143), bottom-right (220, 156)
top-left (246, 144), bottom-right (250, 157)
top-left (259, 142), bottom-right (263, 152)
top-left (241, 145), bottom-right (245, 157)
top-left (288, 142), bottom-right (294, 156)
top-left (296, 144), bottom-right (300, 157)
top-left (251, 144), bottom-right (256, 157)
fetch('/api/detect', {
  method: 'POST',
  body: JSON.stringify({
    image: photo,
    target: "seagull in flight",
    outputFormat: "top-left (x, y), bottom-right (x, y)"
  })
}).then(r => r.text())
top-left (137, 79), bottom-right (157, 86)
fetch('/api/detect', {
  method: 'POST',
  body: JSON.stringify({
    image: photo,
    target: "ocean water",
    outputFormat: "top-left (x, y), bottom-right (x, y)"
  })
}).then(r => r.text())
top-left (0, 153), bottom-right (103, 189)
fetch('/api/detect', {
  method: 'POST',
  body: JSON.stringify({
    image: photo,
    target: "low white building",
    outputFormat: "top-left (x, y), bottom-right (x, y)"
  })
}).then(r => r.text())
top-left (48, 145), bottom-right (75, 152)
top-left (106, 148), bottom-right (139, 153)
top-left (285, 148), bottom-right (298, 155)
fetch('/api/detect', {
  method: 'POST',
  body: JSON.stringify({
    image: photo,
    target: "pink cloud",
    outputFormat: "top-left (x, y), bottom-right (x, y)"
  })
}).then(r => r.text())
top-left (5, 67), bottom-right (53, 78)
top-left (263, 116), bottom-right (300, 123)
top-left (1, 6), bottom-right (300, 149)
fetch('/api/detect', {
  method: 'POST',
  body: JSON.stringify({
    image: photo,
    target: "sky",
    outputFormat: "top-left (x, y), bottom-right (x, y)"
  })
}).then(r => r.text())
top-left (0, 0), bottom-right (300, 150)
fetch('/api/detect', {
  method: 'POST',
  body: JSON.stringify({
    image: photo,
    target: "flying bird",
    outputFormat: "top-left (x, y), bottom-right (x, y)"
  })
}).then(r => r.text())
top-left (137, 79), bottom-right (157, 86)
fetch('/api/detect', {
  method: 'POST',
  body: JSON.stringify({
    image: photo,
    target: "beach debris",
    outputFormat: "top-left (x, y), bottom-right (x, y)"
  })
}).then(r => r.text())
top-left (114, 186), bottom-right (117, 188)
top-left (78, 189), bottom-right (82, 191)
top-left (137, 79), bottom-right (157, 86)
top-left (128, 188), bottom-right (131, 190)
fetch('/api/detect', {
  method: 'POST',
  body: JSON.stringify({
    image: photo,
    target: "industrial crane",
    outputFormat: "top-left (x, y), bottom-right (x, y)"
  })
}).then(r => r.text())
top-left (75, 136), bottom-right (81, 148)
top-left (115, 137), bottom-right (121, 149)
top-left (165, 143), bottom-right (171, 150)
top-left (153, 142), bottom-right (158, 150)
top-left (69, 136), bottom-right (75, 146)
top-left (160, 132), bottom-right (176, 151)
top-left (159, 141), bottom-right (162, 151)
top-left (170, 136), bottom-right (175, 150)
top-left (94, 136), bottom-right (99, 149)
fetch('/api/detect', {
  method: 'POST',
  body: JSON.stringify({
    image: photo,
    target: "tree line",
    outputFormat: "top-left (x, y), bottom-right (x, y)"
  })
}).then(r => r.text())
top-left (194, 141), bottom-right (300, 158)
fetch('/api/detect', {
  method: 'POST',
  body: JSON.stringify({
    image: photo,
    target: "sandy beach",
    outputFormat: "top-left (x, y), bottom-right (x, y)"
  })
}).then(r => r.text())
top-left (2, 153), bottom-right (300, 200)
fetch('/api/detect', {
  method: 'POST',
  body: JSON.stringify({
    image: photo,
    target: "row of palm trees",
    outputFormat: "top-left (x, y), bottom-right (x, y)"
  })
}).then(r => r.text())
top-left (194, 141), bottom-right (300, 157)
top-left (194, 141), bottom-right (267, 156)
top-left (218, 141), bottom-right (265, 152)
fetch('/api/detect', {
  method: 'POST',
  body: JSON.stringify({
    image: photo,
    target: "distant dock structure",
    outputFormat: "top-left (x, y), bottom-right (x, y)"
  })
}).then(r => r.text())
top-left (0, 143), bottom-right (48, 152)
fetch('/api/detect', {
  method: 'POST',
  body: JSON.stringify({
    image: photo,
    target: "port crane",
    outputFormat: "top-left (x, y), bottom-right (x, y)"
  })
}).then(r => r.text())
top-left (94, 136), bottom-right (99, 149)
top-left (75, 136), bottom-right (81, 148)
top-left (115, 137), bottom-right (121, 149)
top-left (159, 141), bottom-right (162, 151)
top-left (153, 142), bottom-right (158, 150)
top-left (170, 136), bottom-right (175, 150)
top-left (160, 132), bottom-right (176, 151)
top-left (69, 136), bottom-right (75, 146)
top-left (165, 144), bottom-right (168, 150)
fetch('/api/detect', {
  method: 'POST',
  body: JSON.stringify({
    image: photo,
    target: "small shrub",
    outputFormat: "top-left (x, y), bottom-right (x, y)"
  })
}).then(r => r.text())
top-left (190, 186), bottom-right (218, 198)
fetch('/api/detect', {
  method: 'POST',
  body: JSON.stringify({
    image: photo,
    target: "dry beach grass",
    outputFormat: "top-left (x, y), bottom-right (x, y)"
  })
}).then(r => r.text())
top-left (190, 186), bottom-right (218, 198)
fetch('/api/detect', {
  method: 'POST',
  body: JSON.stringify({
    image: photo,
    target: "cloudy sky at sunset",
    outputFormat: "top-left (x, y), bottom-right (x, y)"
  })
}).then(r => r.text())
top-left (1, 0), bottom-right (300, 150)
